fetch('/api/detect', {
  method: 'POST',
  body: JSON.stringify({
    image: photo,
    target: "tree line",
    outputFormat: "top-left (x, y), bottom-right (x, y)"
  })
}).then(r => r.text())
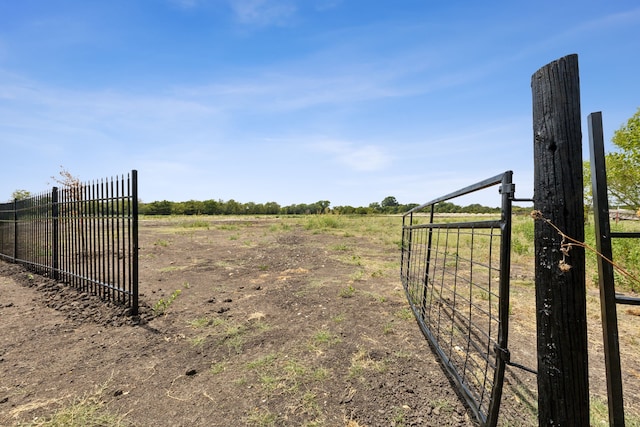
top-left (139, 197), bottom-right (506, 216)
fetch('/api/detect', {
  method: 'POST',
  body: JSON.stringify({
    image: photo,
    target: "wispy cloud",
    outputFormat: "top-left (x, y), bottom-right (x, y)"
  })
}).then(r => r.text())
top-left (169, 0), bottom-right (202, 9)
top-left (227, 0), bottom-right (297, 26)
top-left (571, 6), bottom-right (640, 34)
top-left (310, 139), bottom-right (392, 172)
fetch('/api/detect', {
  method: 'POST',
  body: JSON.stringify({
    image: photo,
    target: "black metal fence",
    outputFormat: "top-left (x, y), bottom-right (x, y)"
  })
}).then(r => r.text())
top-left (400, 171), bottom-right (517, 426)
top-left (589, 112), bottom-right (640, 426)
top-left (0, 171), bottom-right (139, 314)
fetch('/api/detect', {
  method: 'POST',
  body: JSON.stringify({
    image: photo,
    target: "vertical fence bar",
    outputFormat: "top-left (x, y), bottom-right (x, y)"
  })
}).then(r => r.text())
top-left (116, 175), bottom-right (121, 303)
top-left (532, 54), bottom-right (589, 425)
top-left (110, 177), bottom-right (116, 301)
top-left (100, 179), bottom-right (106, 298)
top-left (589, 111), bottom-right (625, 426)
top-left (120, 175), bottom-right (126, 305)
top-left (485, 171), bottom-right (514, 426)
top-left (64, 188), bottom-right (71, 284)
top-left (131, 170), bottom-right (139, 315)
top-left (421, 206), bottom-right (435, 316)
top-left (75, 187), bottom-right (80, 287)
top-left (91, 180), bottom-right (97, 295)
top-left (52, 187), bottom-right (59, 280)
top-left (82, 183), bottom-right (88, 290)
top-left (13, 198), bottom-right (17, 262)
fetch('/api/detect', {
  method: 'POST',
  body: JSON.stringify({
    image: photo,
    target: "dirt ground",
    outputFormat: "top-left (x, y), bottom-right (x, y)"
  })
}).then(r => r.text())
top-left (1, 216), bottom-right (480, 427)
top-left (1, 216), bottom-right (639, 426)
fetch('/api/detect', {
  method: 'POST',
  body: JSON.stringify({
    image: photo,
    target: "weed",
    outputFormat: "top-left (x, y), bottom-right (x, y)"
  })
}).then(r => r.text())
top-left (474, 289), bottom-right (490, 301)
top-left (370, 269), bottom-right (384, 278)
top-left (218, 224), bottom-right (238, 231)
top-left (349, 270), bottom-right (364, 282)
top-left (308, 328), bottom-right (341, 352)
top-left (152, 289), bottom-right (181, 315)
top-left (312, 329), bottom-right (336, 345)
top-left (392, 406), bottom-right (407, 426)
top-left (159, 265), bottom-right (184, 273)
top-left (512, 237), bottom-right (530, 256)
top-left (180, 220), bottom-right (209, 229)
top-left (154, 239), bottom-right (169, 247)
top-left (395, 308), bottom-right (414, 321)
top-left (20, 379), bottom-right (130, 427)
top-left (332, 313), bottom-right (346, 323)
top-left (304, 216), bottom-right (343, 231)
top-left (349, 255), bottom-right (362, 266)
top-left (245, 408), bottom-right (277, 426)
top-left (284, 359), bottom-right (307, 377)
top-left (339, 285), bottom-right (356, 298)
top-left (363, 291), bottom-right (386, 302)
top-left (246, 353), bottom-right (278, 370)
top-left (299, 391), bottom-right (321, 418)
top-left (383, 322), bottom-right (394, 335)
top-left (259, 374), bottom-right (280, 392)
top-left (311, 367), bottom-right (329, 381)
top-left (348, 349), bottom-right (386, 378)
top-left (222, 323), bottom-right (247, 354)
top-left (431, 398), bottom-right (455, 414)
top-left (209, 362), bottom-right (226, 375)
top-left (189, 336), bottom-right (205, 347)
top-left (279, 222), bottom-right (291, 231)
top-left (233, 376), bottom-right (248, 386)
top-left (589, 395), bottom-right (640, 426)
top-left (330, 243), bottom-right (350, 251)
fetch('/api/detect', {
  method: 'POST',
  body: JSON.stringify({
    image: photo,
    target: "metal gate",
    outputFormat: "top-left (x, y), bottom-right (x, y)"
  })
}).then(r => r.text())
top-left (400, 171), bottom-right (514, 426)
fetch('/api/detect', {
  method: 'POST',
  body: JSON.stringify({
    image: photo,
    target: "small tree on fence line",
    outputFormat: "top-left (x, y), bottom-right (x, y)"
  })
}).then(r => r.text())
top-left (11, 189), bottom-right (32, 201)
top-left (50, 166), bottom-right (87, 254)
top-left (50, 166), bottom-right (82, 201)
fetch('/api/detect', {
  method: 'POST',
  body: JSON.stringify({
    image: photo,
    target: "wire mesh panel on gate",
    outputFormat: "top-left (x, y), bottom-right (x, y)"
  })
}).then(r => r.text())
top-left (400, 172), bottom-right (513, 427)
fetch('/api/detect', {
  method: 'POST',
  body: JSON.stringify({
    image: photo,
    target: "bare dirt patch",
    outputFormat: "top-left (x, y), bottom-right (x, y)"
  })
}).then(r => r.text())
top-left (2, 215), bottom-right (639, 426)
top-left (1, 217), bottom-right (477, 426)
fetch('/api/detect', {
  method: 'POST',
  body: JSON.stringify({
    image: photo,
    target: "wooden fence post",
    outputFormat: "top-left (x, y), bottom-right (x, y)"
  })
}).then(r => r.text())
top-left (531, 54), bottom-right (590, 425)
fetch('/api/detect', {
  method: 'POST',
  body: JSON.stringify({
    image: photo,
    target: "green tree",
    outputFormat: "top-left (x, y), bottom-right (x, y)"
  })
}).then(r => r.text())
top-left (11, 189), bottom-right (32, 201)
top-left (588, 108), bottom-right (640, 209)
top-left (316, 200), bottom-right (331, 214)
top-left (381, 196), bottom-right (399, 208)
top-left (368, 202), bottom-right (381, 213)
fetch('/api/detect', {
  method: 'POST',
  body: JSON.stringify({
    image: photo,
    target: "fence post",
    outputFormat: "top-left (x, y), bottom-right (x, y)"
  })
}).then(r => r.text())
top-left (531, 54), bottom-right (589, 425)
top-left (131, 170), bottom-right (139, 316)
top-left (589, 111), bottom-right (625, 426)
top-left (52, 187), bottom-right (59, 280)
top-left (13, 198), bottom-right (17, 262)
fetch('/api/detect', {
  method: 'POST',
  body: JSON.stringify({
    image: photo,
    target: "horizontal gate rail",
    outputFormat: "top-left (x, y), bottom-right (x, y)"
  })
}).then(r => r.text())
top-left (400, 171), bottom-right (514, 426)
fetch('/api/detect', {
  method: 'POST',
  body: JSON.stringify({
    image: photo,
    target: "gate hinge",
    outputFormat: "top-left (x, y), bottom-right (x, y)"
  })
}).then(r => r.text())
top-left (493, 344), bottom-right (511, 363)
top-left (499, 183), bottom-right (516, 198)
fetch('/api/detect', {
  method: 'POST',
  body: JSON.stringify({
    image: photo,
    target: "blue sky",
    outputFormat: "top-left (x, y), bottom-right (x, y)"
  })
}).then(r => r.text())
top-left (1, 1), bottom-right (639, 207)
